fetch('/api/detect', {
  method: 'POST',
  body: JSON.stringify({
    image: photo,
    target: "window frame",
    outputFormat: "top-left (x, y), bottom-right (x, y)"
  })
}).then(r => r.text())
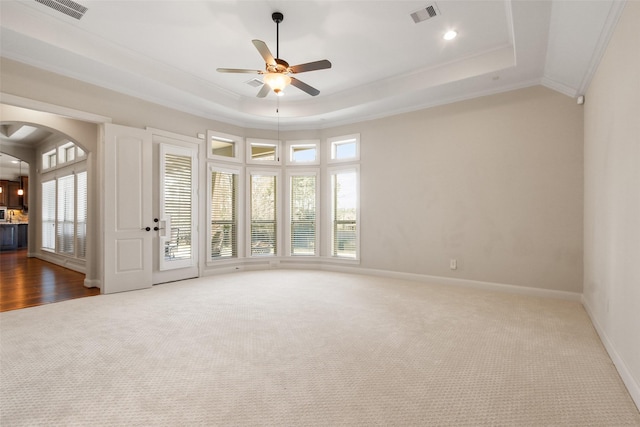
top-left (208, 163), bottom-right (244, 263)
top-left (40, 166), bottom-right (87, 259)
top-left (247, 168), bottom-right (281, 257)
top-left (327, 164), bottom-right (360, 261)
top-left (246, 138), bottom-right (282, 165)
top-left (327, 134), bottom-right (360, 164)
top-left (207, 130), bottom-right (244, 163)
top-left (285, 140), bottom-right (320, 165)
top-left (285, 168), bottom-right (320, 257)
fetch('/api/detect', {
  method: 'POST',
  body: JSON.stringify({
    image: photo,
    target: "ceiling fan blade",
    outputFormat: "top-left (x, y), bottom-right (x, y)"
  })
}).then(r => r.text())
top-left (256, 84), bottom-right (270, 98)
top-left (290, 77), bottom-right (320, 96)
top-left (252, 39), bottom-right (276, 65)
top-left (217, 68), bottom-right (263, 74)
top-left (289, 60), bottom-right (332, 74)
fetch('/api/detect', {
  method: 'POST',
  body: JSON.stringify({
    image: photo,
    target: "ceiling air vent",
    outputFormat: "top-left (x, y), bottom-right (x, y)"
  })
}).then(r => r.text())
top-left (246, 78), bottom-right (264, 88)
top-left (410, 3), bottom-right (440, 24)
top-left (34, 0), bottom-right (88, 20)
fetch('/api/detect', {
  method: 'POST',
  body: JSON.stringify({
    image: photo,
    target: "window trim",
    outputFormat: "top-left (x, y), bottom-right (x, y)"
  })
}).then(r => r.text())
top-left (327, 164), bottom-right (360, 261)
top-left (246, 138), bottom-right (282, 165)
top-left (208, 163), bottom-right (244, 263)
top-left (207, 130), bottom-right (244, 163)
top-left (285, 168), bottom-right (320, 257)
top-left (327, 134), bottom-right (360, 164)
top-left (247, 168), bottom-right (281, 257)
top-left (285, 140), bottom-right (320, 165)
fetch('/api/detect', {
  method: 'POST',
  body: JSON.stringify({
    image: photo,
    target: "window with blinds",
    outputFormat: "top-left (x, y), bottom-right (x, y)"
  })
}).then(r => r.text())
top-left (290, 175), bottom-right (316, 256)
top-left (211, 169), bottom-right (237, 259)
top-left (250, 173), bottom-right (277, 256)
top-left (331, 169), bottom-right (358, 258)
top-left (163, 153), bottom-right (192, 262)
top-left (42, 180), bottom-right (56, 250)
top-left (57, 174), bottom-right (75, 255)
top-left (76, 171), bottom-right (87, 259)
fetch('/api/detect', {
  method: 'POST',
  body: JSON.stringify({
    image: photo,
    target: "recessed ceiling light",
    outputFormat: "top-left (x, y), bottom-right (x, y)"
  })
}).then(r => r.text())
top-left (443, 30), bottom-right (458, 41)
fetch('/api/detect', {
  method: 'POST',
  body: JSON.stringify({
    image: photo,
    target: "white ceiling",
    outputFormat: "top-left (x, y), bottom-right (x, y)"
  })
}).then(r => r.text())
top-left (0, 0), bottom-right (625, 130)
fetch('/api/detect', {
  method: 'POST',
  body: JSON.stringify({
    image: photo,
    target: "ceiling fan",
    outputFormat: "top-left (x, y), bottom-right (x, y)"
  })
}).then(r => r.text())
top-left (217, 12), bottom-right (332, 97)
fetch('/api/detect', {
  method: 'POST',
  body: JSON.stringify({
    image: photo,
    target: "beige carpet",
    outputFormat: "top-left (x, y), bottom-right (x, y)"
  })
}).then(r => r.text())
top-left (1, 270), bottom-right (638, 426)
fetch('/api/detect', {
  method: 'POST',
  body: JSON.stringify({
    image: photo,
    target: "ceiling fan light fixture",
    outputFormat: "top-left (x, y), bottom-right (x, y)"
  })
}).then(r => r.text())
top-left (443, 30), bottom-right (458, 40)
top-left (264, 72), bottom-right (291, 95)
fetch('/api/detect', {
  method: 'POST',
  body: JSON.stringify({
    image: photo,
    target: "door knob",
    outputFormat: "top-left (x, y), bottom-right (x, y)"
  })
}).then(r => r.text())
top-left (142, 226), bottom-right (151, 231)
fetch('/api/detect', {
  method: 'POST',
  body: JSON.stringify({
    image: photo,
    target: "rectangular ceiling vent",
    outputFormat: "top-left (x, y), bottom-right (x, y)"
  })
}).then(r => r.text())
top-left (34, 0), bottom-right (88, 20)
top-left (410, 3), bottom-right (440, 24)
top-left (246, 78), bottom-right (264, 88)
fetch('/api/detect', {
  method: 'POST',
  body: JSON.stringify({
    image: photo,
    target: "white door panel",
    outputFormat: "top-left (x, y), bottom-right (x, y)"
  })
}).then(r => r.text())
top-left (103, 124), bottom-right (153, 294)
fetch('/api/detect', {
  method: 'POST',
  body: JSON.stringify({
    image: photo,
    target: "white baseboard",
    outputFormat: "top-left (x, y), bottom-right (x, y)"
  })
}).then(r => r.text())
top-left (582, 296), bottom-right (640, 411)
top-left (83, 278), bottom-right (101, 289)
top-left (321, 264), bottom-right (582, 301)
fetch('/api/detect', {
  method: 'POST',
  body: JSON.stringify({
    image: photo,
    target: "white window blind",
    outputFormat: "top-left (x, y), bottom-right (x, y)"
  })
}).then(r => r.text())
top-left (57, 175), bottom-right (75, 255)
top-left (250, 174), bottom-right (277, 256)
top-left (76, 171), bottom-right (87, 259)
top-left (290, 175), bottom-right (316, 256)
top-left (211, 170), bottom-right (237, 259)
top-left (164, 153), bottom-right (192, 261)
top-left (41, 180), bottom-right (56, 250)
top-left (331, 170), bottom-right (358, 258)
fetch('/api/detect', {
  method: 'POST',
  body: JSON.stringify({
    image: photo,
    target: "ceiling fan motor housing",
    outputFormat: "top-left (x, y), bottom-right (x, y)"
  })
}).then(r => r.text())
top-left (272, 12), bottom-right (283, 24)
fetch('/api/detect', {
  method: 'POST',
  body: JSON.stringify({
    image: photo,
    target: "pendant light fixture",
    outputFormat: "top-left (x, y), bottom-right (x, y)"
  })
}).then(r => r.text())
top-left (17, 161), bottom-right (24, 196)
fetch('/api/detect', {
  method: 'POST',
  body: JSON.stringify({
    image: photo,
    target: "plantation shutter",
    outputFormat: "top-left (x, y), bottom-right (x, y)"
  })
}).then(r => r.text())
top-left (290, 175), bottom-right (316, 256)
top-left (56, 174), bottom-right (75, 255)
top-left (76, 171), bottom-right (87, 259)
top-left (250, 174), bottom-right (277, 256)
top-left (164, 153), bottom-right (192, 260)
top-left (211, 170), bottom-right (237, 258)
top-left (41, 180), bottom-right (56, 250)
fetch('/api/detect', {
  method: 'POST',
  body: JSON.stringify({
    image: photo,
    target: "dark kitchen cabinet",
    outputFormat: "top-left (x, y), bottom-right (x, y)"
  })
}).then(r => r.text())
top-left (17, 224), bottom-right (28, 248)
top-left (20, 176), bottom-right (28, 209)
top-left (0, 180), bottom-right (7, 206)
top-left (7, 181), bottom-right (21, 209)
top-left (0, 224), bottom-right (18, 251)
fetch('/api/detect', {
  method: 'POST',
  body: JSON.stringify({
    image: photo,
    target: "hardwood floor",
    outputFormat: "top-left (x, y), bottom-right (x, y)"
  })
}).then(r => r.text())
top-left (0, 249), bottom-right (100, 312)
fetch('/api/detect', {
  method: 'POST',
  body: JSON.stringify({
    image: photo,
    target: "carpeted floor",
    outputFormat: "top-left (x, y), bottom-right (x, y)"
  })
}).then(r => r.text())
top-left (1, 270), bottom-right (639, 426)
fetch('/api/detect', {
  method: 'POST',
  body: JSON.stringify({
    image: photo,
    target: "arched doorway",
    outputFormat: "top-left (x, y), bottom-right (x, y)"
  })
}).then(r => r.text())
top-left (0, 101), bottom-right (106, 310)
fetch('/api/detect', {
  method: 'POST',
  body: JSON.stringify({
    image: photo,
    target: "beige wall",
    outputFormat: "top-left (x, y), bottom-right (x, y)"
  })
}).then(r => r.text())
top-left (1, 61), bottom-right (584, 295)
top-left (325, 86), bottom-right (584, 292)
top-left (583, 1), bottom-right (640, 406)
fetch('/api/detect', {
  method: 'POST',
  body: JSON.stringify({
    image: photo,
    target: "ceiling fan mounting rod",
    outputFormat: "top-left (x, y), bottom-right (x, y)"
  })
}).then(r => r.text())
top-left (272, 12), bottom-right (283, 59)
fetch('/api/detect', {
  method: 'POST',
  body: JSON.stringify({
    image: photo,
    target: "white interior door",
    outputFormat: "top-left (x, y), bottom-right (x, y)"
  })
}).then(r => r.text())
top-left (152, 135), bottom-right (199, 285)
top-left (103, 124), bottom-right (153, 294)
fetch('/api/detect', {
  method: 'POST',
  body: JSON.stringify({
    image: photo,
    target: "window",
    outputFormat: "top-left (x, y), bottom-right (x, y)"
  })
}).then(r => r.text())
top-left (210, 166), bottom-right (239, 259)
top-left (41, 172), bottom-right (87, 259)
top-left (289, 172), bottom-right (318, 256)
top-left (286, 140), bottom-right (319, 165)
top-left (57, 175), bottom-right (75, 255)
top-left (250, 171), bottom-right (278, 256)
top-left (58, 141), bottom-right (75, 164)
top-left (330, 167), bottom-right (359, 259)
top-left (42, 149), bottom-right (56, 170)
top-left (76, 171), bottom-right (87, 259)
top-left (328, 134), bottom-right (360, 163)
top-left (247, 138), bottom-right (281, 165)
top-left (42, 141), bottom-right (84, 170)
top-left (41, 180), bottom-right (56, 250)
top-left (207, 131), bottom-right (243, 163)
top-left (162, 152), bottom-right (193, 262)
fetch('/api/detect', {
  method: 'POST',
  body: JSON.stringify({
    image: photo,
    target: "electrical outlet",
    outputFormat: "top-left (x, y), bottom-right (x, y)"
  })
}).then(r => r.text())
top-left (450, 259), bottom-right (457, 270)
